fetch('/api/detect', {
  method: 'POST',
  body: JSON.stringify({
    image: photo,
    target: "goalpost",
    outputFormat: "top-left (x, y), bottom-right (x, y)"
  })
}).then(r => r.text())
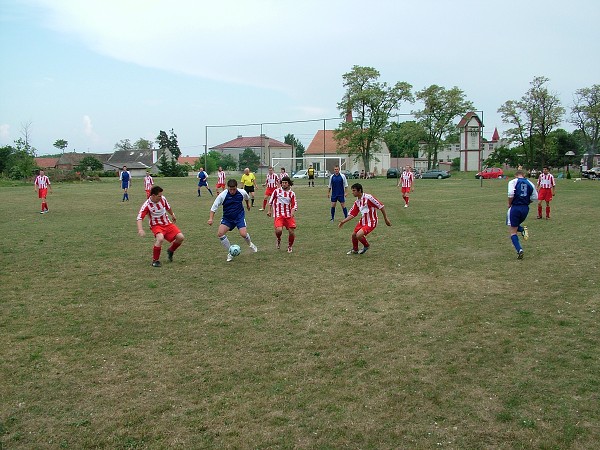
top-left (271, 156), bottom-right (344, 171)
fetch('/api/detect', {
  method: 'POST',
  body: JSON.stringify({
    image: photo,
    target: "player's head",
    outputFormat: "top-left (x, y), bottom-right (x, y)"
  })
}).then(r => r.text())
top-left (244, 167), bottom-right (250, 174)
top-left (146, 170), bottom-right (150, 175)
top-left (39, 170), bottom-right (44, 176)
top-left (199, 167), bottom-right (204, 172)
top-left (515, 169), bottom-right (525, 177)
top-left (334, 166), bottom-right (340, 174)
top-left (280, 167), bottom-right (285, 172)
top-left (350, 183), bottom-right (363, 197)
top-left (122, 165), bottom-right (127, 170)
top-left (280, 176), bottom-right (293, 188)
top-left (218, 166), bottom-right (223, 171)
top-left (268, 166), bottom-right (274, 172)
top-left (149, 185), bottom-right (163, 200)
top-left (227, 179), bottom-right (238, 194)
top-left (543, 166), bottom-right (549, 173)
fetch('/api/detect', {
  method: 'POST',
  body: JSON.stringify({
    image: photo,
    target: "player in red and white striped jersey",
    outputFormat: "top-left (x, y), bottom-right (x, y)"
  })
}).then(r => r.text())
top-left (137, 186), bottom-right (184, 267)
top-left (267, 176), bottom-right (297, 252)
top-left (397, 166), bottom-right (415, 207)
top-left (143, 171), bottom-right (154, 198)
top-left (536, 166), bottom-right (556, 219)
top-left (215, 167), bottom-right (227, 194)
top-left (278, 167), bottom-right (289, 182)
top-left (339, 183), bottom-right (391, 254)
top-left (261, 166), bottom-right (280, 211)
top-left (34, 170), bottom-right (52, 213)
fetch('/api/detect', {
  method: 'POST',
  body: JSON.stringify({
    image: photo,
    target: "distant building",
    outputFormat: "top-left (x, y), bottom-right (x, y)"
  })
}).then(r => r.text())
top-left (104, 149), bottom-right (173, 176)
top-left (55, 152), bottom-right (111, 171)
top-left (34, 157), bottom-right (59, 169)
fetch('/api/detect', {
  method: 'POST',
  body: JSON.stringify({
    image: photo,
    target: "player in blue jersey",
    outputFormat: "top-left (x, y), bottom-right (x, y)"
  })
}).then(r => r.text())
top-left (208, 179), bottom-right (258, 261)
top-left (327, 165), bottom-right (348, 222)
top-left (119, 165), bottom-right (131, 201)
top-left (507, 169), bottom-right (538, 259)
top-left (197, 167), bottom-right (213, 197)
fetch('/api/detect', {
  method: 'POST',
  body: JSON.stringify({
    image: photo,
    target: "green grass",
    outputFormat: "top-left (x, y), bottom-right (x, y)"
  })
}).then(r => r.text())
top-left (1, 174), bottom-right (599, 449)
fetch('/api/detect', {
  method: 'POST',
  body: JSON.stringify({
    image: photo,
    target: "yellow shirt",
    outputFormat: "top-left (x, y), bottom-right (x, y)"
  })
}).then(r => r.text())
top-left (240, 172), bottom-right (256, 187)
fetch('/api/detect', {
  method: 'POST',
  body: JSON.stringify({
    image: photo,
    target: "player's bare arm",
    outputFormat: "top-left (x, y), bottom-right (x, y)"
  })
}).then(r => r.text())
top-left (207, 211), bottom-right (215, 226)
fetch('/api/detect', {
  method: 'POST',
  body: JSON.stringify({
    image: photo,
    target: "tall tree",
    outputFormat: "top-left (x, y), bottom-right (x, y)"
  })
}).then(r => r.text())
top-left (156, 129), bottom-right (181, 159)
top-left (570, 84), bottom-right (600, 168)
top-left (413, 85), bottom-right (473, 169)
top-left (114, 139), bottom-right (133, 151)
top-left (384, 121), bottom-right (427, 158)
top-left (284, 133), bottom-right (305, 170)
top-left (53, 139), bottom-right (68, 153)
top-left (498, 76), bottom-right (564, 168)
top-left (334, 65), bottom-right (413, 172)
top-left (238, 148), bottom-right (260, 172)
top-left (133, 138), bottom-right (154, 150)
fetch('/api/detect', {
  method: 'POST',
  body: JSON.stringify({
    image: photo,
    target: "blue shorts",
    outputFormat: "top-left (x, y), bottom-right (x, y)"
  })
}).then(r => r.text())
top-left (221, 216), bottom-right (247, 231)
top-left (121, 181), bottom-right (129, 189)
top-left (331, 195), bottom-right (345, 203)
top-left (507, 205), bottom-right (529, 227)
top-left (198, 180), bottom-right (208, 187)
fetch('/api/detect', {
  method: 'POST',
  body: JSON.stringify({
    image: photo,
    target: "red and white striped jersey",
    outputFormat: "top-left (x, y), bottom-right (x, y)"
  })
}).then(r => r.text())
top-left (400, 171), bottom-right (414, 188)
top-left (217, 170), bottom-right (226, 184)
top-left (278, 171), bottom-right (289, 181)
top-left (349, 193), bottom-right (384, 228)
top-left (266, 172), bottom-right (279, 188)
top-left (137, 196), bottom-right (172, 227)
top-left (268, 188), bottom-right (297, 218)
top-left (537, 173), bottom-right (555, 188)
top-left (34, 175), bottom-right (50, 189)
top-left (144, 175), bottom-right (154, 190)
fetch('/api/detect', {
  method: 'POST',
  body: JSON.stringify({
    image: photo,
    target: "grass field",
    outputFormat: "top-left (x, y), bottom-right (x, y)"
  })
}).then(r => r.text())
top-left (1, 174), bottom-right (599, 449)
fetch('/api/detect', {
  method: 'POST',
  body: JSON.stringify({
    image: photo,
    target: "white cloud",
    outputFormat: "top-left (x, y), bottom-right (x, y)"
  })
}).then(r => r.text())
top-left (82, 115), bottom-right (99, 143)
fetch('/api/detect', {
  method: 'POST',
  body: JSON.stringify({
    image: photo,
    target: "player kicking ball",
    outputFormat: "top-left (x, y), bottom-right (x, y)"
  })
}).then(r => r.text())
top-left (137, 186), bottom-right (184, 267)
top-left (208, 179), bottom-right (258, 262)
top-left (338, 183), bottom-right (391, 254)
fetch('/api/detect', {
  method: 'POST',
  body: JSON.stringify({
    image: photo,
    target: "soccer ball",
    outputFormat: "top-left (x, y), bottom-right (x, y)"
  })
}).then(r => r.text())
top-left (229, 244), bottom-right (241, 257)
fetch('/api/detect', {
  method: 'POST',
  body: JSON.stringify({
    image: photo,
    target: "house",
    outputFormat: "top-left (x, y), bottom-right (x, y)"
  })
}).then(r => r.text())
top-left (34, 157), bottom-right (59, 169)
top-left (210, 135), bottom-right (293, 168)
top-left (55, 152), bottom-right (111, 171)
top-left (304, 129), bottom-right (391, 176)
top-left (104, 149), bottom-right (173, 177)
top-left (178, 156), bottom-right (201, 167)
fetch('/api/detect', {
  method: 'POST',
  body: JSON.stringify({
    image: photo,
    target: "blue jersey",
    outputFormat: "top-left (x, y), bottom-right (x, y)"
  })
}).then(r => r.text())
top-left (210, 188), bottom-right (249, 221)
top-left (328, 173), bottom-right (348, 197)
top-left (509, 178), bottom-right (536, 206)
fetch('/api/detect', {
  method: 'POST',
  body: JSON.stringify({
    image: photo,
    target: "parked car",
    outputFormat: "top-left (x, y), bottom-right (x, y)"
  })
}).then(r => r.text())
top-left (386, 168), bottom-right (400, 178)
top-left (341, 169), bottom-right (353, 178)
top-left (421, 169), bottom-right (451, 179)
top-left (292, 169), bottom-right (308, 179)
top-left (582, 167), bottom-right (600, 178)
top-left (476, 167), bottom-right (504, 179)
top-left (316, 170), bottom-right (330, 178)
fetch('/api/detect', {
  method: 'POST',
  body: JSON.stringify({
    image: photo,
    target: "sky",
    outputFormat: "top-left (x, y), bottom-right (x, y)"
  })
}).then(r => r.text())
top-left (1, 0), bottom-right (599, 156)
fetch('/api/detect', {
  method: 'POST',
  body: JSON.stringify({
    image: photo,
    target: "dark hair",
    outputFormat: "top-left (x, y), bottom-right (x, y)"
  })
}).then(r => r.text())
top-left (351, 183), bottom-right (363, 192)
top-left (150, 186), bottom-right (163, 195)
top-left (280, 176), bottom-right (293, 186)
top-left (227, 179), bottom-right (238, 187)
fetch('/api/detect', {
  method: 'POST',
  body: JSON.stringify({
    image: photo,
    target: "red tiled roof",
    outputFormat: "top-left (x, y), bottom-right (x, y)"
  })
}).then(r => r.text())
top-left (210, 136), bottom-right (291, 150)
top-left (457, 111), bottom-right (484, 128)
top-left (178, 156), bottom-right (200, 165)
top-left (35, 158), bottom-right (59, 168)
top-left (491, 127), bottom-right (500, 142)
top-left (305, 130), bottom-right (341, 155)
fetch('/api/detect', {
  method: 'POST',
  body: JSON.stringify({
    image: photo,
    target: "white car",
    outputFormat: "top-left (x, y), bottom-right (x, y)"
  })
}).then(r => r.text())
top-left (316, 170), bottom-right (330, 178)
top-left (292, 169), bottom-right (308, 179)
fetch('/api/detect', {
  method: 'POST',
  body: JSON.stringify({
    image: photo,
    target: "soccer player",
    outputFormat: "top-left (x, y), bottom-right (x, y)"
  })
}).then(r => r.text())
top-left (137, 185), bottom-right (185, 267)
top-left (536, 166), bottom-right (555, 219)
top-left (215, 166), bottom-right (226, 194)
top-left (240, 167), bottom-right (258, 207)
top-left (261, 166), bottom-right (280, 211)
top-left (197, 167), bottom-right (213, 197)
top-left (339, 183), bottom-right (391, 254)
top-left (267, 176), bottom-right (297, 253)
top-left (34, 169), bottom-right (52, 214)
top-left (397, 165), bottom-right (415, 207)
top-left (507, 169), bottom-right (538, 259)
top-left (327, 165), bottom-right (348, 222)
top-left (307, 165), bottom-right (315, 187)
top-left (278, 167), bottom-right (289, 182)
top-left (208, 179), bottom-right (258, 262)
top-left (143, 170), bottom-right (154, 199)
top-left (119, 165), bottom-right (131, 201)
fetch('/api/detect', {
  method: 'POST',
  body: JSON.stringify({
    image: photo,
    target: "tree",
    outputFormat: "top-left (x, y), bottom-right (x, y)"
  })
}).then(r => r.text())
top-left (334, 66), bottom-right (413, 172)
top-left (156, 129), bottom-right (181, 159)
top-left (157, 152), bottom-right (187, 177)
top-left (75, 156), bottom-right (103, 174)
top-left (413, 85), bottom-right (473, 169)
top-left (2, 138), bottom-right (37, 179)
top-left (570, 84), bottom-right (600, 168)
top-left (238, 148), bottom-right (260, 172)
top-left (53, 139), bottom-right (68, 153)
top-left (384, 121), bottom-right (427, 158)
top-left (133, 138), bottom-right (154, 150)
top-left (114, 139), bottom-right (133, 151)
top-left (498, 76), bottom-right (564, 168)
top-left (284, 133), bottom-right (305, 163)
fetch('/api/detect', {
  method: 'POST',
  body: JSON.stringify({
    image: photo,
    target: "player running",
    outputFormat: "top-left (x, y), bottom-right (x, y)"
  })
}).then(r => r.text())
top-left (208, 179), bottom-right (258, 262)
top-left (507, 169), bottom-right (538, 259)
top-left (339, 183), bottom-right (391, 254)
top-left (260, 166), bottom-right (280, 211)
top-left (267, 176), bottom-right (297, 253)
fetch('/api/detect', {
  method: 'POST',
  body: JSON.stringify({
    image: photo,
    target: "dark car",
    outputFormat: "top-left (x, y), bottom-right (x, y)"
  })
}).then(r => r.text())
top-left (421, 169), bottom-right (451, 179)
top-left (386, 168), bottom-right (400, 178)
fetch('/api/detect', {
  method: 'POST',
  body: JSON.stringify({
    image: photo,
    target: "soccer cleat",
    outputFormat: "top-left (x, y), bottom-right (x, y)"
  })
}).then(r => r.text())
top-left (536, 216), bottom-right (542, 219)
top-left (249, 243), bottom-right (258, 252)
top-left (276, 239), bottom-right (281, 249)
top-left (521, 226), bottom-right (529, 240)
top-left (517, 250), bottom-right (524, 260)
top-left (152, 260), bottom-right (162, 267)
top-left (40, 210), bottom-right (46, 214)
top-left (259, 208), bottom-right (264, 211)
top-left (287, 246), bottom-right (293, 253)
top-left (226, 253), bottom-right (234, 262)
top-left (359, 246), bottom-right (370, 255)
top-left (347, 249), bottom-right (358, 255)
top-left (167, 249), bottom-right (174, 262)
